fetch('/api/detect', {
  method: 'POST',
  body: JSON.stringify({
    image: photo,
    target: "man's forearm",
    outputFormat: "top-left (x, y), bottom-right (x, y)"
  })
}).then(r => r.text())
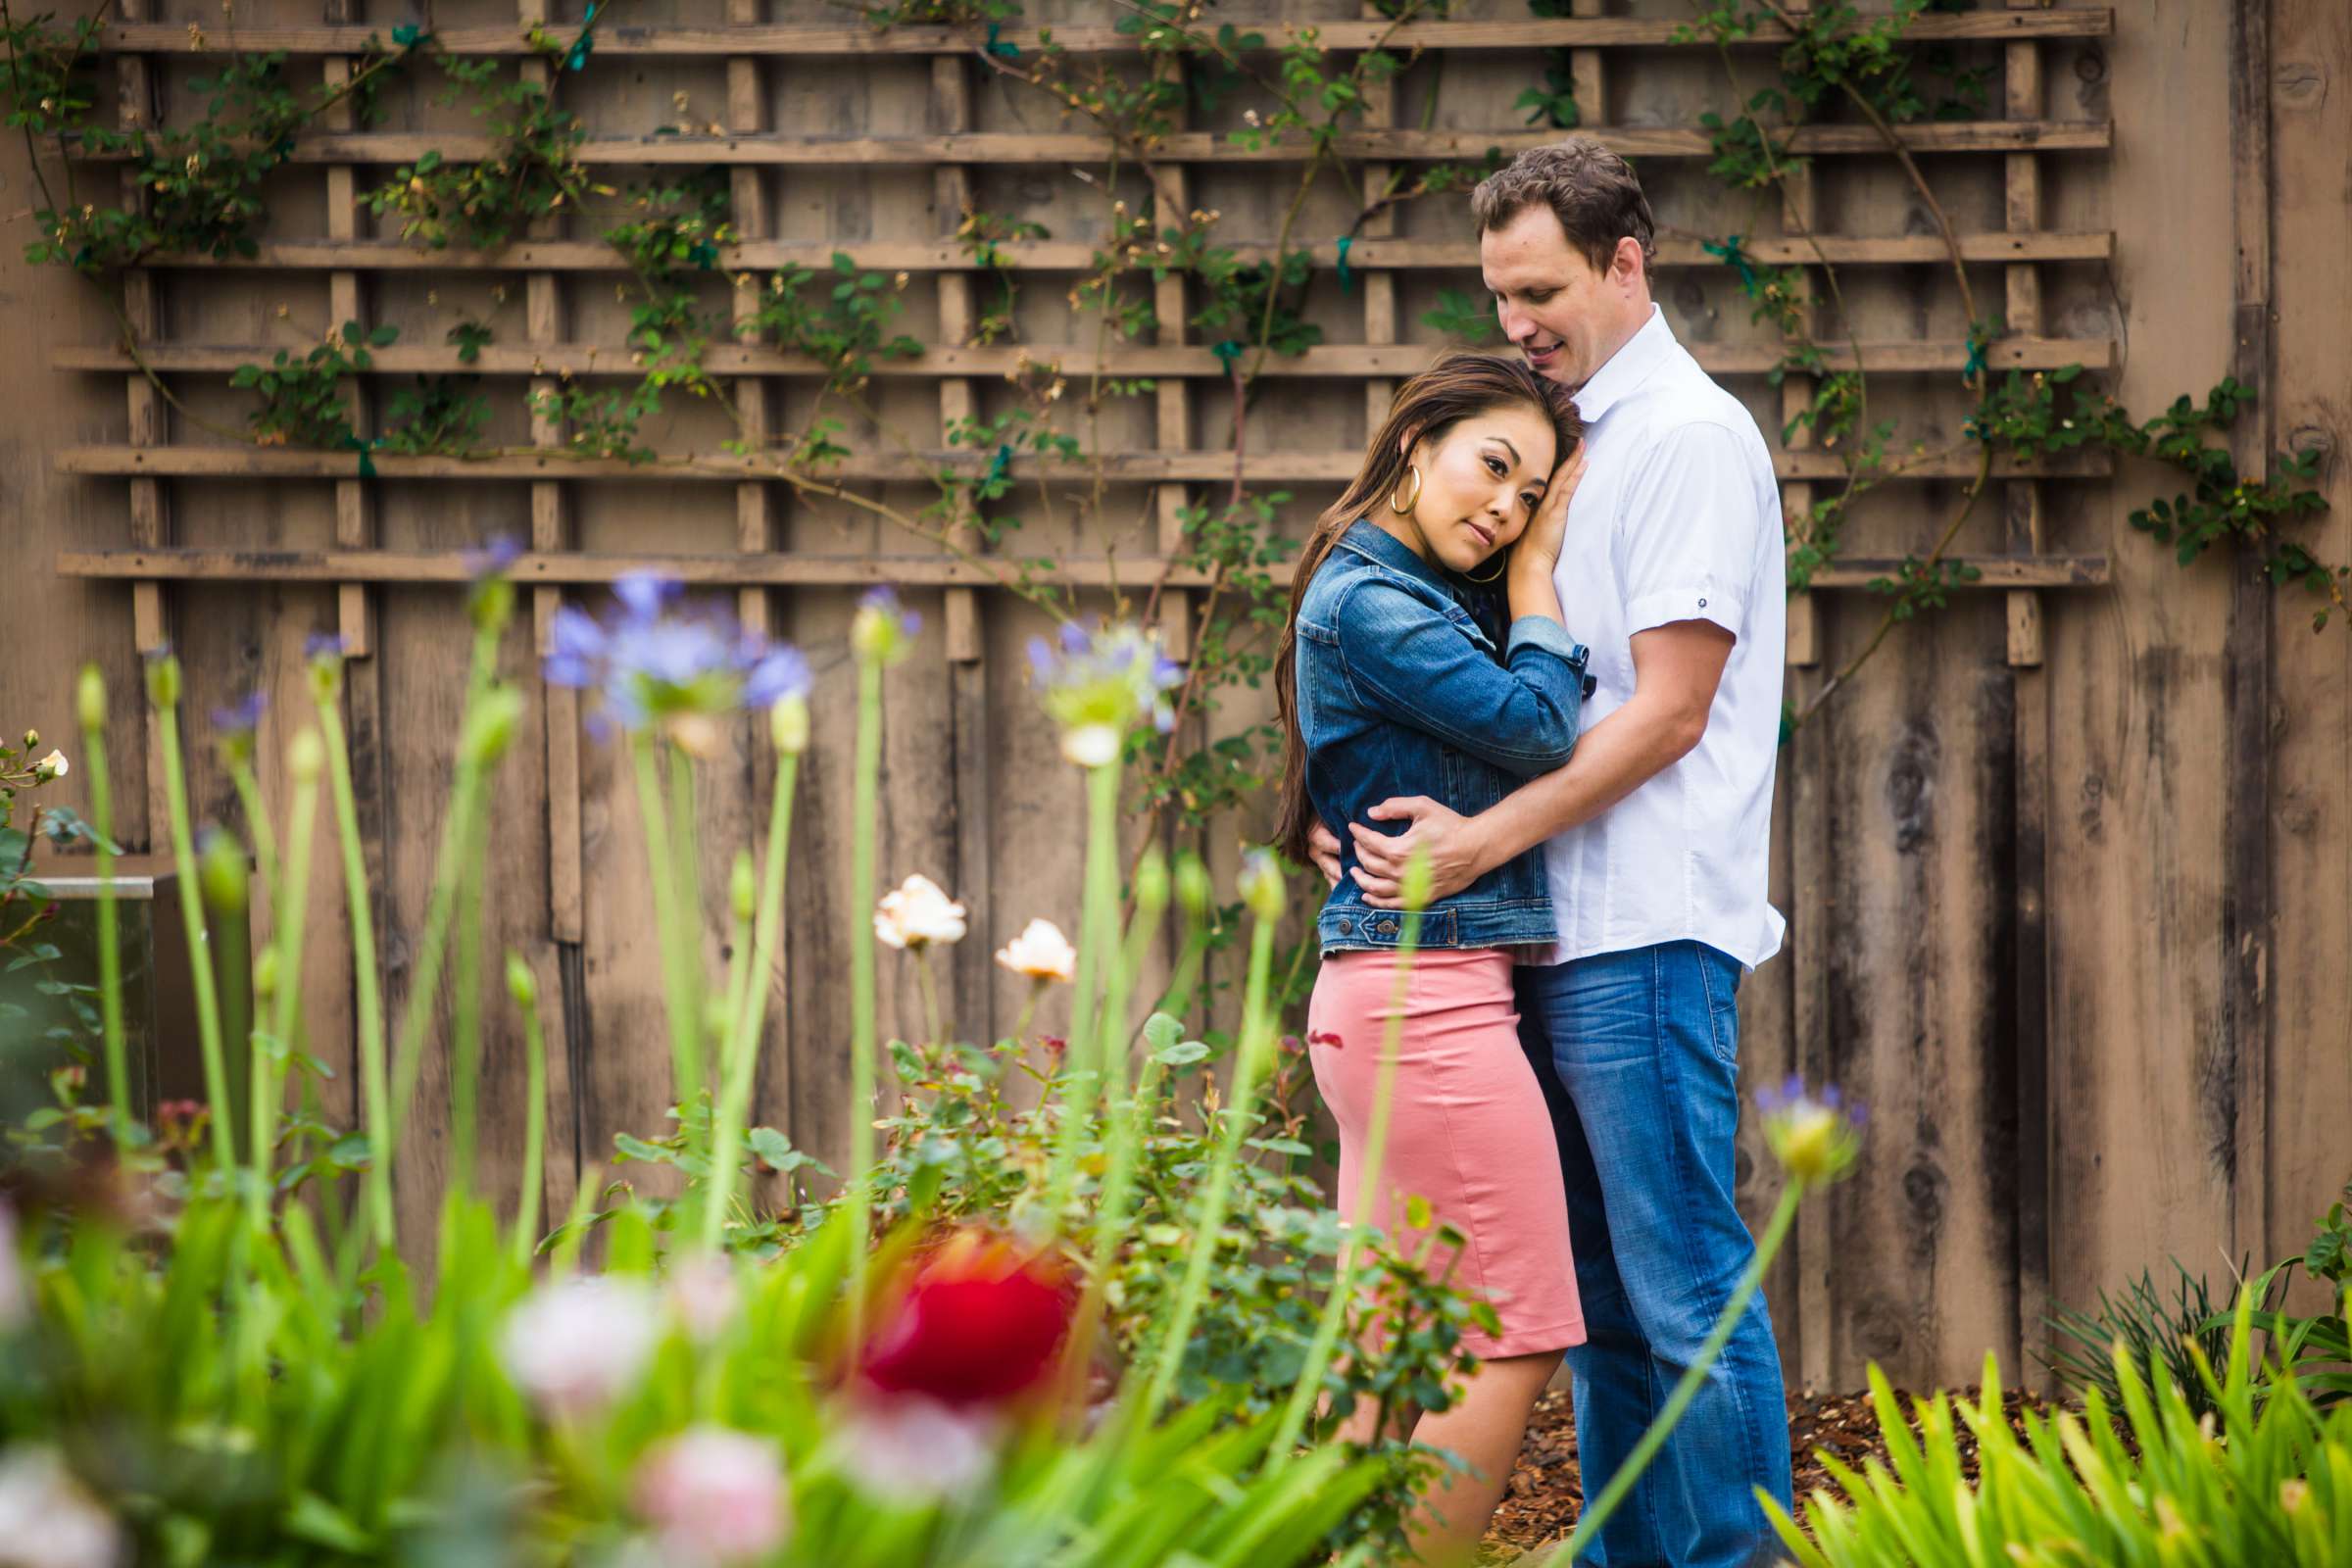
top-left (1469, 697), bottom-right (1698, 872)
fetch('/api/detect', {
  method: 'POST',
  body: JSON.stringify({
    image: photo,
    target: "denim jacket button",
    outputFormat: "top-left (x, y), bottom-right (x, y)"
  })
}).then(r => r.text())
top-left (1377, 917), bottom-right (1398, 937)
top-left (1337, 915), bottom-right (1353, 934)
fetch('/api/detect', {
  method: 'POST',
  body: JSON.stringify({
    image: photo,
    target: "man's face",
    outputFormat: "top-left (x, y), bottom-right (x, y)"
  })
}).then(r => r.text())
top-left (1479, 204), bottom-right (1641, 390)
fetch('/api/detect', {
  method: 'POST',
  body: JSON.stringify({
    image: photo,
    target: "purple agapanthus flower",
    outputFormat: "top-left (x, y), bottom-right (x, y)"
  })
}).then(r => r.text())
top-left (464, 533), bottom-right (524, 580)
top-left (305, 632), bottom-right (348, 662)
top-left (211, 690), bottom-right (267, 735)
top-left (858, 584), bottom-right (921, 639)
top-left (1028, 618), bottom-right (1184, 742)
top-left (546, 573), bottom-right (810, 737)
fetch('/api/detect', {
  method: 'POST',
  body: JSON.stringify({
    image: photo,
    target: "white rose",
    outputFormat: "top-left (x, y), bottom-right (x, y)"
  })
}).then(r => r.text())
top-left (994, 918), bottom-right (1075, 985)
top-left (499, 1276), bottom-right (662, 1418)
top-left (873, 874), bottom-right (967, 952)
top-left (33, 750), bottom-right (67, 781)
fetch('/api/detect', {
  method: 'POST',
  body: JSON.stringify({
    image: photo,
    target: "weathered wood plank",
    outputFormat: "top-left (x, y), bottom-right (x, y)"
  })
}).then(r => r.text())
top-left (93, 11), bottom-right (2117, 59)
top-left (53, 445), bottom-right (2121, 483)
top-left (53, 337), bottom-right (2120, 380)
top-left (67, 121), bottom-right (2114, 167)
top-left (57, 548), bottom-right (2117, 592)
top-left (2266, 0), bottom-right (2352, 1318)
top-left (137, 230), bottom-right (2121, 272)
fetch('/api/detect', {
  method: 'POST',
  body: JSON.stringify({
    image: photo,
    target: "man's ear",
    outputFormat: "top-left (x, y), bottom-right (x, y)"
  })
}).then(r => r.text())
top-left (1612, 235), bottom-right (1646, 293)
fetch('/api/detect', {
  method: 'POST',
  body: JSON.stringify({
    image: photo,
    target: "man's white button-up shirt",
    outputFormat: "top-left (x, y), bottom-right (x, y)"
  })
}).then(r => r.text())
top-left (1538, 304), bottom-right (1788, 970)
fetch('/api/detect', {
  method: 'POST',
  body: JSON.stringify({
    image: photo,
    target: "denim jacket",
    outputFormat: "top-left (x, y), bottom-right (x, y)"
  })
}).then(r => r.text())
top-left (1295, 520), bottom-right (1591, 955)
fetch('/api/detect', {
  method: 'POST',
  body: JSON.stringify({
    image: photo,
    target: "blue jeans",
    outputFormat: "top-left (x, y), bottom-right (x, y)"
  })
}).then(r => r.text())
top-left (1514, 941), bottom-right (1791, 1568)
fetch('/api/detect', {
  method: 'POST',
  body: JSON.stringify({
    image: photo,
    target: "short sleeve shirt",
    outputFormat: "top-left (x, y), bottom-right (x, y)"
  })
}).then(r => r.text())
top-left (1538, 305), bottom-right (1788, 970)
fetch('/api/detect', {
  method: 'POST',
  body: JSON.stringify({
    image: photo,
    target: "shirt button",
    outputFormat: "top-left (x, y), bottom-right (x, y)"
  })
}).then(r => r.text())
top-left (1698, 597), bottom-right (1708, 608)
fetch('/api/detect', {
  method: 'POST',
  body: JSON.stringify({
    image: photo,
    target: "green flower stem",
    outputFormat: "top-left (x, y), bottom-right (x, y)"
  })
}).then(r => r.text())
top-left (668, 742), bottom-right (709, 1104)
top-left (227, 758), bottom-right (279, 914)
top-left (848, 657), bottom-right (885, 1307)
top-left (252, 755), bottom-right (320, 1228)
top-left (448, 776), bottom-right (492, 1200)
top-left (627, 738), bottom-right (703, 1144)
top-left (1070, 890), bottom-right (1171, 1391)
top-left (155, 691), bottom-right (235, 1177)
top-left (380, 620), bottom-right (501, 1203)
top-left (912, 950), bottom-right (947, 1049)
top-left (1043, 760), bottom-right (1122, 1221)
top-left (1148, 927), bottom-right (1211, 1028)
top-left (312, 686), bottom-right (393, 1252)
top-left (704, 751), bottom-right (800, 1252)
top-left (74, 685), bottom-right (130, 1137)
top-left (1270, 906), bottom-right (1423, 1460)
top-left (384, 777), bottom-right (476, 1137)
top-left (512, 952), bottom-right (549, 1268)
top-left (1142, 906), bottom-right (1280, 1420)
top-left (1541, 1180), bottom-right (1806, 1568)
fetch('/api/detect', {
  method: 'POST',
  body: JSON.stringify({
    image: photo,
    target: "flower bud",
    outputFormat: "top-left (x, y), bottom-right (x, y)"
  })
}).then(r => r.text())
top-left (770, 693), bottom-right (809, 756)
top-left (468, 574), bottom-right (514, 632)
top-left (287, 727), bottom-right (324, 785)
top-left (145, 651), bottom-right (182, 709)
top-left (505, 951), bottom-right (537, 1008)
top-left (851, 586), bottom-right (918, 667)
top-left (22, 730), bottom-right (36, 751)
top-left (1756, 1078), bottom-right (1865, 1187)
top-left (197, 826), bottom-right (249, 916)
top-left (253, 946), bottom-right (279, 1000)
top-left (1133, 847), bottom-right (1169, 918)
top-left (76, 664), bottom-right (106, 731)
top-left (1174, 852), bottom-right (1211, 919)
top-left (1238, 849), bottom-right (1285, 924)
top-left (730, 851), bottom-right (756, 922)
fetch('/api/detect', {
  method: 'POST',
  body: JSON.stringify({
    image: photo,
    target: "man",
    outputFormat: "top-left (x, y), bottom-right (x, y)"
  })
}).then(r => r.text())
top-left (1309, 137), bottom-right (1791, 1566)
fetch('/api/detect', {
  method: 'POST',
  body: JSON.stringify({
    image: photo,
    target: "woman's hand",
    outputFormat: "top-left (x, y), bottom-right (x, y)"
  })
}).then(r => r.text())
top-left (1516, 443), bottom-right (1590, 577)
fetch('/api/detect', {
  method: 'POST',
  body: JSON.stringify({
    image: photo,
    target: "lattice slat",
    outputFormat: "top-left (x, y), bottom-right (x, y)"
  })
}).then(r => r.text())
top-left (93, 11), bottom-right (2115, 58)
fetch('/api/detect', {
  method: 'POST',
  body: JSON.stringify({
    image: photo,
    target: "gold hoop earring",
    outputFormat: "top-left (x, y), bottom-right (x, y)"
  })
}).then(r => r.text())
top-left (1388, 465), bottom-right (1422, 516)
top-left (1460, 552), bottom-right (1509, 585)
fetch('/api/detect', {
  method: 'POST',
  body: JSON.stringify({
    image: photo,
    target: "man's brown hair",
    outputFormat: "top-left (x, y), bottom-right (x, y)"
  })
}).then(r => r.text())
top-left (1470, 135), bottom-right (1657, 274)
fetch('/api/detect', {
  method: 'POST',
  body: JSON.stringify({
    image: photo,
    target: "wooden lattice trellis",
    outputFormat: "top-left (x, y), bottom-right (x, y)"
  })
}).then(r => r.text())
top-left (54, 6), bottom-right (2119, 1381)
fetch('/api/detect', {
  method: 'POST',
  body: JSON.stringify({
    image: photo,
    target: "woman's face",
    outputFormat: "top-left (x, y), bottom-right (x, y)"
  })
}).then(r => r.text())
top-left (1385, 404), bottom-right (1558, 575)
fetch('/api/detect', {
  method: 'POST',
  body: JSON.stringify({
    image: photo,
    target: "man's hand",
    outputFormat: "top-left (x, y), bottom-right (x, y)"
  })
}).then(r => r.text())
top-left (1306, 819), bottom-right (1346, 889)
top-left (1348, 797), bottom-right (1487, 907)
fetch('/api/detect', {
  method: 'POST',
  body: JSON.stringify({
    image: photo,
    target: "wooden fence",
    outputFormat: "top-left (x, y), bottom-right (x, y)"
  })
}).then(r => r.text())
top-left (3, 0), bottom-right (2346, 1392)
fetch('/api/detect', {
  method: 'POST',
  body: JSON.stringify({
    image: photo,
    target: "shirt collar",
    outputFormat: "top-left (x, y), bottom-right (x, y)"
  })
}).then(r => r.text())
top-left (1570, 303), bottom-right (1675, 423)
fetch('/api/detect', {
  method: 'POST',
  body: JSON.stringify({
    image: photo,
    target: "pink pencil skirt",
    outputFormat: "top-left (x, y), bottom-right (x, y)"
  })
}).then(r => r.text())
top-left (1307, 947), bottom-right (1585, 1359)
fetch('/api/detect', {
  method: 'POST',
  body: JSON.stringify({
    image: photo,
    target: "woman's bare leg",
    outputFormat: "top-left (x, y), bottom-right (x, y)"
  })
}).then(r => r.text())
top-left (1402, 1348), bottom-right (1562, 1565)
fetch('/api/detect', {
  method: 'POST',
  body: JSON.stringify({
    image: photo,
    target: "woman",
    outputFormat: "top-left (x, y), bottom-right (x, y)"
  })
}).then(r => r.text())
top-left (1272, 352), bottom-right (1589, 1562)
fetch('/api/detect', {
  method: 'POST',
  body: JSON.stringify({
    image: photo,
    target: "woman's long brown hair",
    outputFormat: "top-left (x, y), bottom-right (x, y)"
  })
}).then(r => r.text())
top-left (1270, 351), bottom-right (1582, 867)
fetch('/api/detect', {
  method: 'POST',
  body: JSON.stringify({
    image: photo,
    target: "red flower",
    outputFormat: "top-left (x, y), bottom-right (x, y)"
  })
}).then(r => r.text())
top-left (858, 1230), bottom-right (1076, 1409)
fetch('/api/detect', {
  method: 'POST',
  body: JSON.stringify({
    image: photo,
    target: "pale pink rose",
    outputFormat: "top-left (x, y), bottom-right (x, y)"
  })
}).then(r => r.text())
top-left (499, 1276), bottom-right (662, 1418)
top-left (0, 1447), bottom-right (121, 1568)
top-left (832, 1395), bottom-right (999, 1504)
top-left (665, 1255), bottom-right (740, 1342)
top-left (994, 919), bottom-right (1076, 986)
top-left (633, 1425), bottom-right (789, 1564)
top-left (873, 874), bottom-right (966, 952)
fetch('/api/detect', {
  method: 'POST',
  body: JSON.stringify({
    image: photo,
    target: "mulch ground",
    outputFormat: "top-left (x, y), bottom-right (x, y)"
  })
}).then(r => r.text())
top-left (1482, 1384), bottom-right (2066, 1559)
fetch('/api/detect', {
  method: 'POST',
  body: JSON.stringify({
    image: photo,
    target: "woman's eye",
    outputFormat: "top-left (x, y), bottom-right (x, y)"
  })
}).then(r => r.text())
top-left (1521, 493), bottom-right (1542, 511)
top-left (1485, 456), bottom-right (1506, 475)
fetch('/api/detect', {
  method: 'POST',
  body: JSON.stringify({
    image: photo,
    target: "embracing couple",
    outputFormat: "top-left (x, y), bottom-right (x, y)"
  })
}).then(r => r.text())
top-left (1274, 138), bottom-right (1790, 1565)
